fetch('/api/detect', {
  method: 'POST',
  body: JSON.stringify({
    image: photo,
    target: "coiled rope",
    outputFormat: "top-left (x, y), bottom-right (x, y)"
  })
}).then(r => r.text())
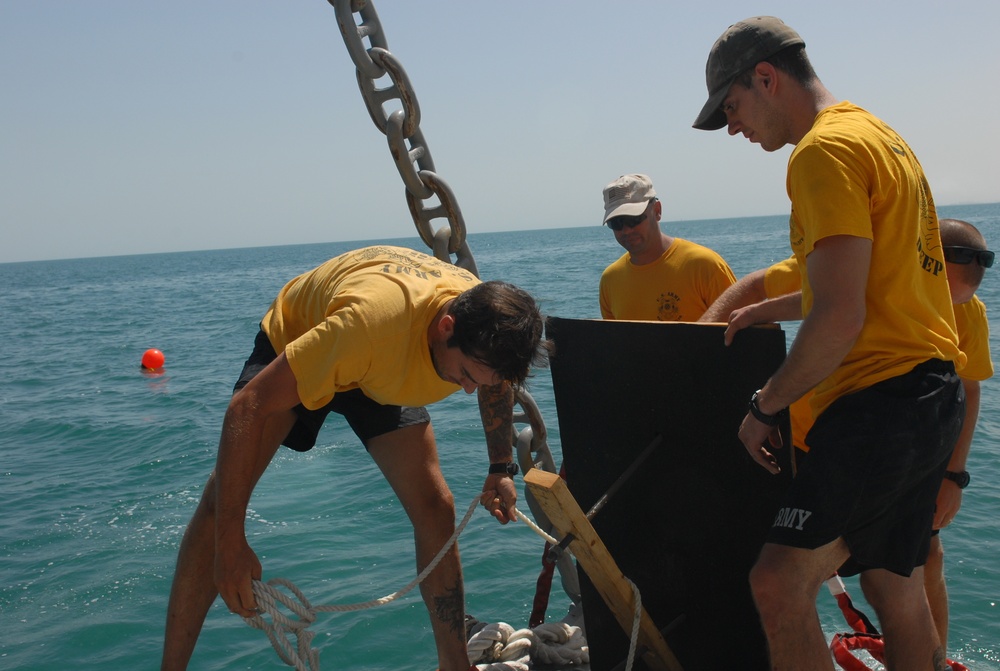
top-left (466, 621), bottom-right (589, 670)
top-left (242, 495), bottom-right (639, 671)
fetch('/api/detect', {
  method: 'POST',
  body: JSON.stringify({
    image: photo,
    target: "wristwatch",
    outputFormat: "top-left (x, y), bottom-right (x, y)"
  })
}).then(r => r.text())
top-left (488, 461), bottom-right (520, 477)
top-left (748, 389), bottom-right (786, 426)
top-left (943, 470), bottom-right (970, 489)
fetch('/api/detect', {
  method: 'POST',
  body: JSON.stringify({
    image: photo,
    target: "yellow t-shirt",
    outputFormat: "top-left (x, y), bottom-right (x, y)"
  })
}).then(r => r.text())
top-left (765, 257), bottom-right (992, 450)
top-left (262, 246), bottom-right (479, 410)
top-left (599, 238), bottom-right (736, 321)
top-left (954, 296), bottom-right (994, 382)
top-left (763, 255), bottom-right (813, 452)
top-left (787, 102), bottom-right (964, 417)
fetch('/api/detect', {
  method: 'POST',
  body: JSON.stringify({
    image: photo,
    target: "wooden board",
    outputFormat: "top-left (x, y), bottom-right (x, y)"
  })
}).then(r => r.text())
top-left (545, 318), bottom-right (793, 671)
top-left (524, 468), bottom-right (683, 671)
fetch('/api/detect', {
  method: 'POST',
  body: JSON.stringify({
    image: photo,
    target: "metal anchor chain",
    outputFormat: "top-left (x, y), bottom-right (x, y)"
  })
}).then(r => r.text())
top-left (329, 2), bottom-right (569, 608)
top-left (331, 0), bottom-right (478, 277)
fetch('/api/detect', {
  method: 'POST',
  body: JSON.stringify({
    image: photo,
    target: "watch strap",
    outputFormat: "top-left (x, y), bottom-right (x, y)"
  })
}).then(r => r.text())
top-left (748, 390), bottom-right (785, 426)
top-left (488, 461), bottom-right (519, 476)
top-left (943, 470), bottom-right (970, 489)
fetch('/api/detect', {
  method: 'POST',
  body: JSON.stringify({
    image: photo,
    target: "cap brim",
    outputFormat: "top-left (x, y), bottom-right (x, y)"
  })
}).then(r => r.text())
top-left (603, 201), bottom-right (649, 224)
top-left (693, 82), bottom-right (732, 131)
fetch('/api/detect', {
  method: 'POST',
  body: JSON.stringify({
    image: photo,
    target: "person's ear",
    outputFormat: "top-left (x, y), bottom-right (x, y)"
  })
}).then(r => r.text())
top-left (438, 313), bottom-right (456, 340)
top-left (755, 62), bottom-right (777, 92)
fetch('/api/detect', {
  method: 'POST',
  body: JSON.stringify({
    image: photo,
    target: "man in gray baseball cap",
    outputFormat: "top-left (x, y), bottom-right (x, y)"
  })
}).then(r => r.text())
top-left (693, 16), bottom-right (803, 131)
top-left (598, 173), bottom-right (735, 321)
top-left (693, 16), bottom-right (965, 671)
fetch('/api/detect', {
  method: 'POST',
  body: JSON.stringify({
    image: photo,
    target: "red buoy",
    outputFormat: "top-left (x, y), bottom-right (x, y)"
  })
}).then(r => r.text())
top-left (141, 348), bottom-right (165, 371)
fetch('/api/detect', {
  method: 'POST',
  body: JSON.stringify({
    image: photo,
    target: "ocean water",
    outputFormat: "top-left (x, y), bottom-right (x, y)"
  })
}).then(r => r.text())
top-left (2, 205), bottom-right (999, 671)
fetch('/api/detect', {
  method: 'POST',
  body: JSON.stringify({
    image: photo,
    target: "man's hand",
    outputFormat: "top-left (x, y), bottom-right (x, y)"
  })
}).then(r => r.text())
top-left (738, 412), bottom-right (783, 474)
top-left (214, 533), bottom-right (263, 617)
top-left (481, 473), bottom-right (518, 524)
top-left (932, 480), bottom-right (963, 530)
top-left (723, 292), bottom-right (805, 346)
top-left (723, 304), bottom-right (762, 345)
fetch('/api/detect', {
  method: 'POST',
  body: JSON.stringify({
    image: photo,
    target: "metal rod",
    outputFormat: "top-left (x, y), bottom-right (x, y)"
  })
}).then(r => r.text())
top-left (548, 434), bottom-right (664, 559)
top-left (586, 434), bottom-right (663, 521)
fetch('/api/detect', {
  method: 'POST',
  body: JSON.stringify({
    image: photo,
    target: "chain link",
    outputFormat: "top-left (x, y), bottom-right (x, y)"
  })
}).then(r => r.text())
top-left (331, 0), bottom-right (477, 276)
top-left (329, 4), bottom-right (555, 529)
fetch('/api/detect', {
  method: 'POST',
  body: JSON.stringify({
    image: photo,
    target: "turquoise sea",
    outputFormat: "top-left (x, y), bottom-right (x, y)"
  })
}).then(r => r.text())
top-left (2, 205), bottom-right (999, 670)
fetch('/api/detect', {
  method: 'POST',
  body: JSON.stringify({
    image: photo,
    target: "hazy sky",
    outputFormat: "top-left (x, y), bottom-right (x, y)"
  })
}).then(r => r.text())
top-left (3, 1), bottom-right (998, 263)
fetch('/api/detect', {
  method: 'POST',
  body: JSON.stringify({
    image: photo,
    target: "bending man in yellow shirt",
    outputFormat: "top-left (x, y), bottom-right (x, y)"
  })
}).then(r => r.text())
top-left (161, 246), bottom-right (548, 671)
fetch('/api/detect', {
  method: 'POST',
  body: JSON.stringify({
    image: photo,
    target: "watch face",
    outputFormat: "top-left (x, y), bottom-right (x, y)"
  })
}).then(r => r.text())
top-left (947, 471), bottom-right (970, 489)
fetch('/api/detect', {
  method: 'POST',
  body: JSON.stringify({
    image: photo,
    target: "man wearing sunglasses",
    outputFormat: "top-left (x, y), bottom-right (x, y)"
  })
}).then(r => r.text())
top-left (699, 218), bottom-right (993, 657)
top-left (928, 218), bottom-right (994, 652)
top-left (599, 173), bottom-right (736, 321)
top-left (693, 16), bottom-right (967, 669)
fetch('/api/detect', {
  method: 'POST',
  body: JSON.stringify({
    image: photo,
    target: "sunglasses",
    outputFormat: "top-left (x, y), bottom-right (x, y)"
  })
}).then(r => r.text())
top-left (607, 212), bottom-right (647, 231)
top-left (943, 246), bottom-right (995, 268)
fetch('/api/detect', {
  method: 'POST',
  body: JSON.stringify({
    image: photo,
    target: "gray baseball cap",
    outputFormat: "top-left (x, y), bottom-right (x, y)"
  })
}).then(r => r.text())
top-left (603, 174), bottom-right (657, 224)
top-left (693, 16), bottom-right (804, 131)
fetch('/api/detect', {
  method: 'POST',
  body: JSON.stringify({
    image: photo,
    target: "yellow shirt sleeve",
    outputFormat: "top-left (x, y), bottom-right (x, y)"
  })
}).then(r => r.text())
top-left (955, 296), bottom-right (994, 381)
top-left (763, 256), bottom-right (801, 298)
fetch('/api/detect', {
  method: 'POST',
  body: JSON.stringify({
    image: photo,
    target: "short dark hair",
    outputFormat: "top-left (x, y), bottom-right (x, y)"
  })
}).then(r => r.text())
top-left (447, 280), bottom-right (549, 387)
top-left (734, 44), bottom-right (817, 90)
top-left (940, 218), bottom-right (989, 288)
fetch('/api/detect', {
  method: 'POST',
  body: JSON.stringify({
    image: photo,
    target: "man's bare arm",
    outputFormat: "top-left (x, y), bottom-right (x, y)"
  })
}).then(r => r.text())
top-left (477, 382), bottom-right (518, 523)
top-left (700, 268), bottom-right (768, 322)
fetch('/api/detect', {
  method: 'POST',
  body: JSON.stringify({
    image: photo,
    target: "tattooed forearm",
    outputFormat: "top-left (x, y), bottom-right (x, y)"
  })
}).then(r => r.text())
top-left (478, 382), bottom-right (515, 463)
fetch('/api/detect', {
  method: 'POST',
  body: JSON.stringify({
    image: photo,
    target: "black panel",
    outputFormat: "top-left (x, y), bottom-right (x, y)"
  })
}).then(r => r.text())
top-left (546, 318), bottom-right (793, 671)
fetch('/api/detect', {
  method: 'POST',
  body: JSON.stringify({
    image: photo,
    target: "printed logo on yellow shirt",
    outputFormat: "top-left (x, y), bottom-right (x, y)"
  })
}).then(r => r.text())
top-left (657, 291), bottom-right (681, 321)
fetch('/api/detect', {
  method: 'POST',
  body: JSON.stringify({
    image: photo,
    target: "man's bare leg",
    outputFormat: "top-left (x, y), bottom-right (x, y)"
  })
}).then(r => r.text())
top-left (923, 535), bottom-right (950, 649)
top-left (750, 539), bottom-right (850, 670)
top-left (161, 476), bottom-right (222, 670)
top-left (160, 412), bottom-right (293, 671)
top-left (861, 567), bottom-right (948, 671)
top-left (369, 422), bottom-right (469, 671)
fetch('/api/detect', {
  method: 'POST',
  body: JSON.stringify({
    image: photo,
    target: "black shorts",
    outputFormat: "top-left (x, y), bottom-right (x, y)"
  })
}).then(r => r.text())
top-left (233, 327), bottom-right (431, 452)
top-left (768, 359), bottom-right (964, 577)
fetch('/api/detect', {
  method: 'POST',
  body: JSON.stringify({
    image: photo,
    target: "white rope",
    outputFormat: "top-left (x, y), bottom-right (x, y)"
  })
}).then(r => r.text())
top-left (243, 496), bottom-right (480, 670)
top-left (467, 621), bottom-right (589, 670)
top-left (624, 578), bottom-right (641, 671)
top-left (242, 495), bottom-right (590, 670)
top-left (514, 508), bottom-right (560, 546)
top-left (518, 505), bottom-right (642, 671)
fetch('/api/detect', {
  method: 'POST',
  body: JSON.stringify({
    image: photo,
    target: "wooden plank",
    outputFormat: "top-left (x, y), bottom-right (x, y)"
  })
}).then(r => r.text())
top-left (524, 468), bottom-right (684, 671)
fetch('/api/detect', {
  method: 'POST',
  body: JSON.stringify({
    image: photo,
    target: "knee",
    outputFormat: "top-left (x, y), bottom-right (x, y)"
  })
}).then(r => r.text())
top-left (749, 559), bottom-right (789, 617)
top-left (410, 486), bottom-right (456, 530)
top-left (432, 488), bottom-right (456, 521)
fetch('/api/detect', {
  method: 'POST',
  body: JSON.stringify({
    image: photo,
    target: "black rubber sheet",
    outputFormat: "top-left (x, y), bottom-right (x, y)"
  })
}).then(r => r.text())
top-left (546, 317), bottom-right (793, 671)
